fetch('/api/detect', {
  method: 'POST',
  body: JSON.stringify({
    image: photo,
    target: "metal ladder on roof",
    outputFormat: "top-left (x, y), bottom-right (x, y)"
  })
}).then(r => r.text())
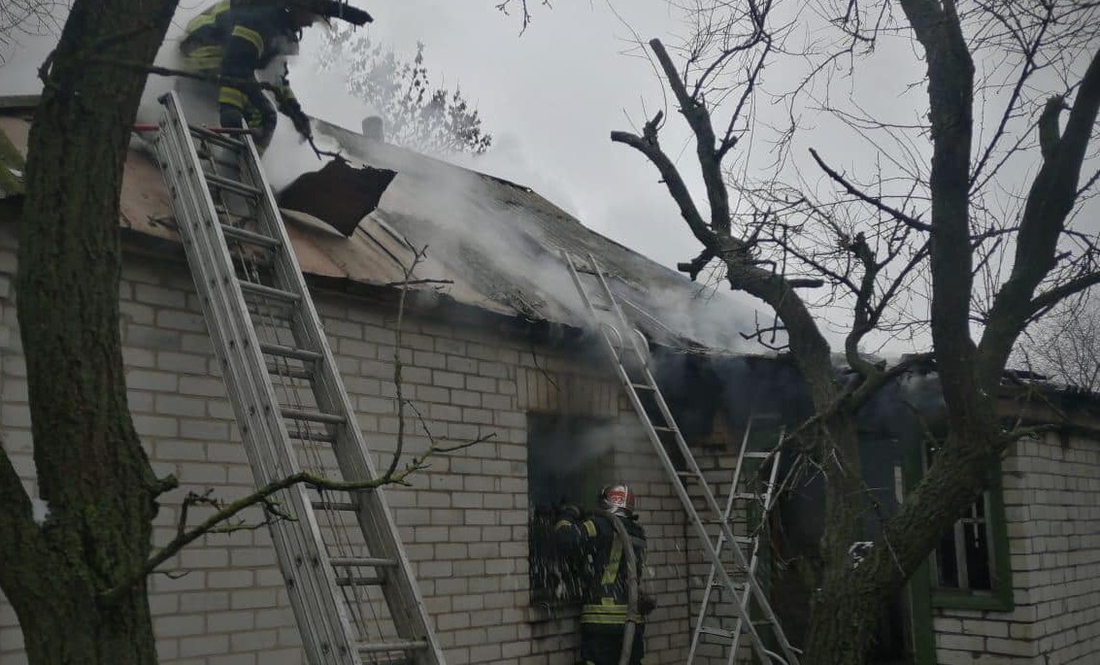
top-left (152, 91), bottom-right (444, 665)
top-left (562, 251), bottom-right (800, 665)
top-left (687, 415), bottom-right (786, 664)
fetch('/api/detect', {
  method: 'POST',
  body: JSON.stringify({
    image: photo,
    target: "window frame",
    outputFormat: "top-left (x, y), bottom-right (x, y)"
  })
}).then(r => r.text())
top-left (903, 440), bottom-right (1014, 613)
top-left (525, 412), bottom-right (615, 609)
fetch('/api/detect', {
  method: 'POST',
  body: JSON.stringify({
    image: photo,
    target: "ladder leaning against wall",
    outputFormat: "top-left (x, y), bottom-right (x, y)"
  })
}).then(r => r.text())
top-left (563, 251), bottom-right (801, 665)
top-left (151, 91), bottom-right (445, 665)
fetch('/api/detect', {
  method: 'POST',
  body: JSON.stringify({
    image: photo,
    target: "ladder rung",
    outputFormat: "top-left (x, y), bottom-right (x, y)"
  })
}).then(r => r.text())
top-left (654, 426), bottom-right (678, 433)
top-left (205, 173), bottom-right (262, 197)
top-left (358, 641), bottom-right (429, 655)
top-left (260, 342), bottom-right (322, 363)
top-left (269, 365), bottom-right (315, 381)
top-left (335, 575), bottom-right (385, 587)
top-left (732, 493), bottom-right (757, 501)
top-left (350, 658), bottom-right (412, 665)
top-left (288, 429), bottom-right (336, 444)
top-left (698, 625), bottom-right (736, 639)
top-left (312, 500), bottom-right (358, 511)
top-left (709, 578), bottom-right (745, 590)
top-left (190, 123), bottom-right (248, 147)
top-left (330, 556), bottom-right (398, 568)
top-left (732, 535), bottom-right (755, 545)
top-left (221, 223), bottom-right (281, 249)
top-left (189, 123), bottom-right (247, 150)
top-left (238, 280), bottom-right (300, 303)
top-left (630, 382), bottom-right (655, 391)
top-left (280, 407), bottom-right (346, 425)
top-left (743, 451), bottom-right (772, 459)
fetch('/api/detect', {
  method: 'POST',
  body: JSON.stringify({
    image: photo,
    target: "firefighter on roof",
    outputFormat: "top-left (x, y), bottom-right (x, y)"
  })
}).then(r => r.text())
top-left (555, 484), bottom-right (654, 665)
top-left (180, 1), bottom-right (372, 150)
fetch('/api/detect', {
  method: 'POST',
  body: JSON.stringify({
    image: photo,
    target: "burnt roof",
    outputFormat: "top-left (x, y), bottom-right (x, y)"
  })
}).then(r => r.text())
top-left (0, 103), bottom-right (759, 351)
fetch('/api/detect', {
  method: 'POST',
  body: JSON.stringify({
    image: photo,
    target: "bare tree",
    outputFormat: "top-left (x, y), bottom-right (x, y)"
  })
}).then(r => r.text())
top-left (1018, 293), bottom-right (1100, 391)
top-left (320, 32), bottom-right (493, 155)
top-left (613, 0), bottom-right (1100, 662)
top-left (0, 0), bottom-right (67, 63)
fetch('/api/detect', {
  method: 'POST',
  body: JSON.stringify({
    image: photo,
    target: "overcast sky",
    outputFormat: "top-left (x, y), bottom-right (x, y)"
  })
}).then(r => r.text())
top-left (3, 1), bottom-right (1095, 358)
top-left (1, 1), bottom-right (724, 276)
top-left (291, 0), bottom-right (711, 273)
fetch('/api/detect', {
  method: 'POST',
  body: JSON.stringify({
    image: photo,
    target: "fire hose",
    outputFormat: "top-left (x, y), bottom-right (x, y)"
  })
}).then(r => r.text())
top-left (599, 509), bottom-right (641, 665)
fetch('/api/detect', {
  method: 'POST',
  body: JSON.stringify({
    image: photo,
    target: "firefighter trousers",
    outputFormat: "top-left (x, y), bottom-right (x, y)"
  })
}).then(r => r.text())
top-left (579, 623), bottom-right (644, 665)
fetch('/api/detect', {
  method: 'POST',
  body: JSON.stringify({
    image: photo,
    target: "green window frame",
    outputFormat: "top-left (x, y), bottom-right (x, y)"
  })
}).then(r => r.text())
top-left (904, 439), bottom-right (1014, 663)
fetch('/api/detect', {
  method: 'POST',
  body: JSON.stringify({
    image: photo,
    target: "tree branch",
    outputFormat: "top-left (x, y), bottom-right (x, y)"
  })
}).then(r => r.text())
top-left (1028, 271), bottom-right (1100, 317)
top-left (103, 430), bottom-right (495, 604)
top-left (809, 148), bottom-right (933, 232)
top-left (969, 3), bottom-right (1053, 187)
top-left (845, 233), bottom-right (881, 379)
top-left (611, 115), bottom-right (718, 249)
top-left (979, 47), bottom-right (1100, 374)
top-left (387, 246), bottom-right (429, 479)
top-left (899, 0), bottom-right (979, 408)
top-left (648, 38), bottom-right (732, 233)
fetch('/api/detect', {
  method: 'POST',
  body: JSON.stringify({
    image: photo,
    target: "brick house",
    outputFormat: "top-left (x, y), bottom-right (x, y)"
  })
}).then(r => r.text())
top-left (3, 97), bottom-right (1100, 665)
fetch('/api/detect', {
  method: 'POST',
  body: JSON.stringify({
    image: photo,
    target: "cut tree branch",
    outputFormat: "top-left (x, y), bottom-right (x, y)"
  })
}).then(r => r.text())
top-left (611, 115), bottom-right (717, 249)
top-left (649, 39), bottom-right (732, 233)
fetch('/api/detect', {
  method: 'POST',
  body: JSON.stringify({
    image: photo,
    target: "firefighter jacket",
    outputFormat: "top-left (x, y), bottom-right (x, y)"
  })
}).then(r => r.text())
top-left (554, 512), bottom-right (648, 626)
top-left (180, 2), bottom-right (306, 142)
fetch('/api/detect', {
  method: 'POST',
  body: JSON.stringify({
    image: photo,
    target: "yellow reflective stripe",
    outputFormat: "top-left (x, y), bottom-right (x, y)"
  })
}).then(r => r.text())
top-left (218, 87), bottom-right (247, 109)
top-left (583, 520), bottom-right (596, 538)
top-left (185, 1), bottom-right (230, 34)
top-left (581, 603), bottom-right (630, 625)
top-left (231, 25), bottom-right (264, 55)
top-left (582, 603), bottom-right (627, 615)
top-left (601, 537), bottom-right (622, 585)
top-left (183, 46), bottom-right (223, 72)
top-left (553, 519), bottom-right (572, 530)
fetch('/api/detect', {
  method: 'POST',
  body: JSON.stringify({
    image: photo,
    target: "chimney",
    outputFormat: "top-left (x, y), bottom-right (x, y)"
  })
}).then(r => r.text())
top-left (362, 115), bottom-right (384, 142)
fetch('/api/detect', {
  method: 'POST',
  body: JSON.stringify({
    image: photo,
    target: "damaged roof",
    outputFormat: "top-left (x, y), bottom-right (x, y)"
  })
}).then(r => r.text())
top-left (0, 100), bottom-right (754, 350)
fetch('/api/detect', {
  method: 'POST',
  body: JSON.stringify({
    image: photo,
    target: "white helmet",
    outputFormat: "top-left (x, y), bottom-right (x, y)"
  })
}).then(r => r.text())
top-left (600, 484), bottom-right (636, 517)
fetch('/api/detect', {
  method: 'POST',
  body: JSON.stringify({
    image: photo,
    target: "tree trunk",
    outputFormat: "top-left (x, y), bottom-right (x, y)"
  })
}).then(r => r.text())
top-left (799, 414), bottom-right (880, 665)
top-left (0, 1), bottom-right (178, 663)
top-left (803, 581), bottom-right (879, 665)
top-left (16, 574), bottom-right (156, 665)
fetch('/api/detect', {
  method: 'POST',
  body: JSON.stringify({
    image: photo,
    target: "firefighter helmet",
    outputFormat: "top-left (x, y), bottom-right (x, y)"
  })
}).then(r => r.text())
top-left (599, 484), bottom-right (636, 517)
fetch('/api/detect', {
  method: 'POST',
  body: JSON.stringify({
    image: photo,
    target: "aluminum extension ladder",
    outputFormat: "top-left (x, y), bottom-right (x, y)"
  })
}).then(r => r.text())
top-left (687, 416), bottom-right (785, 664)
top-left (563, 252), bottom-right (800, 665)
top-left (152, 91), bottom-right (445, 665)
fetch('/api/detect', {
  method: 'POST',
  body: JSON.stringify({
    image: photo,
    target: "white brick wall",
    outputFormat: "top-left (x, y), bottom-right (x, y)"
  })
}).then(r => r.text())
top-left (932, 432), bottom-right (1100, 665)
top-left (0, 226), bottom-right (694, 665)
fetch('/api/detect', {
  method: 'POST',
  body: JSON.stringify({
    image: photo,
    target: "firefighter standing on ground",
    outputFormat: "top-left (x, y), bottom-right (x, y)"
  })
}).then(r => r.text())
top-left (555, 485), bottom-right (653, 665)
top-left (179, 1), bottom-right (372, 150)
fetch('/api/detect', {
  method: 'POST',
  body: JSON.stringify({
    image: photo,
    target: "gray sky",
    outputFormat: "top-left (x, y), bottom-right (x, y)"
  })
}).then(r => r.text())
top-left (1, 0), bottom-right (723, 312)
top-left (3, 1), bottom-right (1096, 358)
top-left (288, 0), bottom-right (709, 273)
